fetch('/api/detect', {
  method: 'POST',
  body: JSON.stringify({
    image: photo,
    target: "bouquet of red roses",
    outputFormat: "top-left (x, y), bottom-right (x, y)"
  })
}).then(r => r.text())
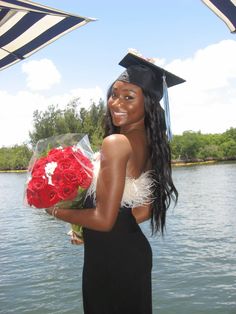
top-left (24, 133), bottom-right (94, 240)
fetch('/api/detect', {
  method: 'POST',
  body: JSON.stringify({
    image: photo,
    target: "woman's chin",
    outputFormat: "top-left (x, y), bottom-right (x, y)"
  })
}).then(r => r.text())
top-left (112, 118), bottom-right (125, 127)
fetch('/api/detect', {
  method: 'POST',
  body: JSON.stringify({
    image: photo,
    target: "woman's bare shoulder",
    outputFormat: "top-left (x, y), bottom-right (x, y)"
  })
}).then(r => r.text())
top-left (101, 134), bottom-right (132, 159)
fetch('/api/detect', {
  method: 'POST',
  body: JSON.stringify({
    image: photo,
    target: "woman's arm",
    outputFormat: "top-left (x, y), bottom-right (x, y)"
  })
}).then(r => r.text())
top-left (46, 134), bottom-right (132, 232)
top-left (132, 203), bottom-right (151, 224)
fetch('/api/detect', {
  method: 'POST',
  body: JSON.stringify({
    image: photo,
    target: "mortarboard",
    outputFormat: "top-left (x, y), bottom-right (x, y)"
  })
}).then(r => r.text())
top-left (117, 51), bottom-right (186, 140)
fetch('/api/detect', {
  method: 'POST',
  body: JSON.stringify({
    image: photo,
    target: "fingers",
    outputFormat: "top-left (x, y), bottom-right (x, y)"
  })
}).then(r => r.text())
top-left (45, 207), bottom-right (53, 215)
top-left (71, 238), bottom-right (84, 245)
top-left (70, 231), bottom-right (84, 245)
top-left (71, 237), bottom-right (84, 245)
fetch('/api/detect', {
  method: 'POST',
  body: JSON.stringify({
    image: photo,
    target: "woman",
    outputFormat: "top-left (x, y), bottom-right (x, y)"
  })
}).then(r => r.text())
top-left (46, 52), bottom-right (184, 314)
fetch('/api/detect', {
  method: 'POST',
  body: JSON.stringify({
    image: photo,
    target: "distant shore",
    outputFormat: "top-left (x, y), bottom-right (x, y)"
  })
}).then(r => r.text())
top-left (0, 158), bottom-right (235, 173)
top-left (172, 157), bottom-right (236, 167)
top-left (172, 160), bottom-right (217, 167)
top-left (0, 169), bottom-right (27, 173)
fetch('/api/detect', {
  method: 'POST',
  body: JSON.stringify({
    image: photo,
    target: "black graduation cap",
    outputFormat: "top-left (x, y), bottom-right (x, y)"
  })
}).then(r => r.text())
top-left (117, 51), bottom-right (186, 141)
top-left (118, 52), bottom-right (185, 100)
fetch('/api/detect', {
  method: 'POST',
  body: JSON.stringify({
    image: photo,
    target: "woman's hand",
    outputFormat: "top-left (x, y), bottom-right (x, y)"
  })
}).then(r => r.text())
top-left (46, 207), bottom-right (84, 245)
top-left (45, 207), bottom-right (54, 216)
top-left (70, 231), bottom-right (84, 245)
top-left (45, 207), bottom-right (59, 217)
top-left (42, 135), bottom-right (131, 232)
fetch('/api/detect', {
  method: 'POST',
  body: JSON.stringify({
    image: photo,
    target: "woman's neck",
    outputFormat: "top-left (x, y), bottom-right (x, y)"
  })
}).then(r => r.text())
top-left (120, 121), bottom-right (145, 134)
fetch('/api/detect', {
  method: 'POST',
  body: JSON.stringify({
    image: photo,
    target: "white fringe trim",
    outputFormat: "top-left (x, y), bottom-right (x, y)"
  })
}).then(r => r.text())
top-left (86, 157), bottom-right (154, 208)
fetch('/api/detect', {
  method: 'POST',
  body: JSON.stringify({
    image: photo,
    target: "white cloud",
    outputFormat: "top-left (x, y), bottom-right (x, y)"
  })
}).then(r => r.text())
top-left (21, 59), bottom-right (61, 91)
top-left (0, 86), bottom-right (104, 147)
top-left (164, 39), bottom-right (236, 134)
top-left (1, 40), bottom-right (236, 147)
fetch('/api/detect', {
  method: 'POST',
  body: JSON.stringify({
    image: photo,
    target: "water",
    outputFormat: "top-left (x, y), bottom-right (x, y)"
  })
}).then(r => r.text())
top-left (0, 163), bottom-right (236, 314)
top-left (151, 163), bottom-right (236, 314)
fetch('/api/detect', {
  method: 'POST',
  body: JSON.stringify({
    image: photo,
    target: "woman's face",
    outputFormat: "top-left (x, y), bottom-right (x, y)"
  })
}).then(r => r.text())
top-left (108, 81), bottom-right (145, 129)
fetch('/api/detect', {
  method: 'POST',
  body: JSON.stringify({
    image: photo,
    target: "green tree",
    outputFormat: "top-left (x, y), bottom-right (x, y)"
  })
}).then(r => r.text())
top-left (90, 100), bottom-right (106, 150)
top-left (221, 139), bottom-right (236, 158)
top-left (176, 131), bottom-right (203, 160)
top-left (220, 128), bottom-right (236, 158)
top-left (171, 135), bottom-right (184, 160)
top-left (0, 145), bottom-right (32, 170)
top-left (29, 98), bottom-right (106, 150)
top-left (171, 128), bottom-right (236, 161)
top-left (198, 144), bottom-right (223, 159)
top-left (29, 104), bottom-right (63, 145)
top-left (223, 127), bottom-right (236, 142)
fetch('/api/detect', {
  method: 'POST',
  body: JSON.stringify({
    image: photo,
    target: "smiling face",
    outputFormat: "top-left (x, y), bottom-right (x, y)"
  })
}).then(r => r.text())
top-left (108, 81), bottom-right (145, 132)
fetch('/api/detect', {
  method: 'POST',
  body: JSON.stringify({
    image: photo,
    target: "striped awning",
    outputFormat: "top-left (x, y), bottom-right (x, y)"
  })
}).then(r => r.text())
top-left (0, 0), bottom-right (95, 71)
top-left (202, 0), bottom-right (236, 33)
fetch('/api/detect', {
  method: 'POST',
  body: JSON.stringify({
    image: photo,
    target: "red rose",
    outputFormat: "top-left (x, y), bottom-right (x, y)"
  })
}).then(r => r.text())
top-left (31, 157), bottom-right (48, 174)
top-left (52, 168), bottom-right (78, 187)
top-left (57, 157), bottom-right (76, 171)
top-left (57, 184), bottom-right (78, 200)
top-left (31, 167), bottom-right (45, 178)
top-left (77, 155), bottom-right (93, 170)
top-left (25, 142), bottom-right (94, 209)
top-left (26, 175), bottom-right (60, 208)
top-left (62, 169), bottom-right (79, 185)
top-left (28, 176), bottom-right (47, 191)
top-left (77, 168), bottom-right (92, 189)
top-left (38, 185), bottom-right (61, 207)
top-left (26, 188), bottom-right (44, 208)
top-left (51, 170), bottom-right (63, 186)
top-left (47, 148), bottom-right (64, 162)
top-left (73, 149), bottom-right (84, 161)
top-left (63, 146), bottom-right (74, 156)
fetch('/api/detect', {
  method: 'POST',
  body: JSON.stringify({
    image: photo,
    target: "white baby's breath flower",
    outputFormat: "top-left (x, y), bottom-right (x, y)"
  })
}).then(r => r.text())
top-left (45, 161), bottom-right (57, 185)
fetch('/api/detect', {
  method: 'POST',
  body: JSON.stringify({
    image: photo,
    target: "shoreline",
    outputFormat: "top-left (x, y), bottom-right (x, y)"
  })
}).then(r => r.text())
top-left (172, 158), bottom-right (236, 167)
top-left (172, 160), bottom-right (217, 167)
top-left (0, 169), bottom-right (27, 173)
top-left (1, 159), bottom-right (236, 172)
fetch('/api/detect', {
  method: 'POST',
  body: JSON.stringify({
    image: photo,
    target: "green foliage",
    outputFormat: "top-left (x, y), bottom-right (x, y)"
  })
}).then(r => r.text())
top-left (29, 98), bottom-right (106, 151)
top-left (0, 96), bottom-right (235, 170)
top-left (29, 99), bottom-right (83, 145)
top-left (0, 98), bottom-right (106, 170)
top-left (0, 145), bottom-right (32, 171)
top-left (171, 128), bottom-right (236, 161)
top-left (221, 139), bottom-right (236, 158)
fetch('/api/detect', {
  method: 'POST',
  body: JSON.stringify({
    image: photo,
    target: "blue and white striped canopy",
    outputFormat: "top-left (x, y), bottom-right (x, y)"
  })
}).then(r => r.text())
top-left (0, 0), bottom-right (95, 71)
top-left (202, 0), bottom-right (236, 33)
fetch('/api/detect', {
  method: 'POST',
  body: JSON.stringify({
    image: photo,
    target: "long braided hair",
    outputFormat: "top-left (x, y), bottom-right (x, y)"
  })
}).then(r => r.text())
top-left (104, 84), bottom-right (178, 234)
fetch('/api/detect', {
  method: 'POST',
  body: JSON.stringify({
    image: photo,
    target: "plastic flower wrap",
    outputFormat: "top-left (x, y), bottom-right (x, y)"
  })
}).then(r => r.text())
top-left (24, 133), bottom-right (94, 240)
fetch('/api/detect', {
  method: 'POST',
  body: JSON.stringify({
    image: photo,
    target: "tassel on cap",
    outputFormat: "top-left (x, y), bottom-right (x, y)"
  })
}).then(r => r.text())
top-left (162, 74), bottom-right (173, 141)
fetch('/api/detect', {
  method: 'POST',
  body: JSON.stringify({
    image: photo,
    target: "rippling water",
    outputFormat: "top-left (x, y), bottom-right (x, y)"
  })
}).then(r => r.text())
top-left (0, 162), bottom-right (236, 314)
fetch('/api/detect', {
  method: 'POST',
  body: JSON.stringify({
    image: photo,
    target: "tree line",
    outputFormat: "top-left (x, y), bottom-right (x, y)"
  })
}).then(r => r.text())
top-left (0, 99), bottom-right (235, 171)
top-left (171, 128), bottom-right (236, 162)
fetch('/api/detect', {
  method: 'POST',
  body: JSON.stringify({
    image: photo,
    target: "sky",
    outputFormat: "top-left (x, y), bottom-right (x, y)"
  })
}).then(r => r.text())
top-left (0, 0), bottom-right (236, 147)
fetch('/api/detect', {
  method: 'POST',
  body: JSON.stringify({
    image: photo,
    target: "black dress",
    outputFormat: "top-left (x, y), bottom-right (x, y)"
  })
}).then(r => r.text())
top-left (82, 196), bottom-right (153, 314)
